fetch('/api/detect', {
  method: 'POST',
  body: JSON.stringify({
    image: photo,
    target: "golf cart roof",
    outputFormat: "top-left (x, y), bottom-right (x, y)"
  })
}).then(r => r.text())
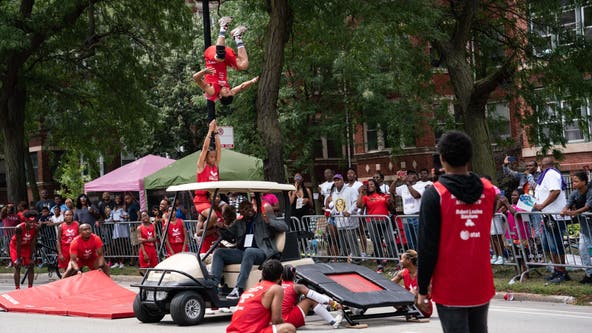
top-left (166, 180), bottom-right (296, 193)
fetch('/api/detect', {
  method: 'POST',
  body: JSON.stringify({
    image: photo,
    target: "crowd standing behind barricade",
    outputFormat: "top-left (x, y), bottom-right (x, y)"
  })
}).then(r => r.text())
top-left (2, 153), bottom-right (592, 289)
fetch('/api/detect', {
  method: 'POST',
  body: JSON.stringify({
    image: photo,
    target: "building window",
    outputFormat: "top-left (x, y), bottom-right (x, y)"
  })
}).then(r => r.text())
top-left (531, 4), bottom-right (592, 54)
top-left (314, 137), bottom-right (342, 159)
top-left (583, 5), bottom-right (592, 40)
top-left (365, 121), bottom-right (390, 151)
top-left (539, 100), bottom-right (591, 144)
top-left (486, 102), bottom-right (511, 139)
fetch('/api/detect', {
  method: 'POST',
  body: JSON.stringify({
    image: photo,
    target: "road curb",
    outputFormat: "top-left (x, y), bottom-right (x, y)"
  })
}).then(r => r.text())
top-left (494, 291), bottom-right (576, 304)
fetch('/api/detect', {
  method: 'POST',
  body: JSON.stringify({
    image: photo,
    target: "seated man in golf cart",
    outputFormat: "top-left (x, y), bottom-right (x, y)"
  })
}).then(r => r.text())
top-left (210, 200), bottom-right (289, 299)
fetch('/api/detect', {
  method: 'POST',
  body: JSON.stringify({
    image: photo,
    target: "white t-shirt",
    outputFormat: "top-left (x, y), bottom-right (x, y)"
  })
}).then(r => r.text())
top-left (319, 181), bottom-right (334, 198)
top-left (50, 215), bottom-right (64, 224)
top-left (534, 168), bottom-right (567, 217)
top-left (328, 186), bottom-right (359, 229)
top-left (379, 183), bottom-right (390, 194)
top-left (396, 183), bottom-right (426, 214)
top-left (414, 180), bottom-right (433, 193)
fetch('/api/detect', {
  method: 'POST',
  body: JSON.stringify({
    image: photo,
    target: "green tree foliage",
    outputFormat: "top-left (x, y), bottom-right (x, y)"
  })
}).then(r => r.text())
top-left (0, 0), bottom-right (193, 201)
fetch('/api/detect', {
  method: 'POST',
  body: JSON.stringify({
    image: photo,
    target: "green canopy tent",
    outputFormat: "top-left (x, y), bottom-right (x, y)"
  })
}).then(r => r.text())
top-left (143, 149), bottom-right (264, 190)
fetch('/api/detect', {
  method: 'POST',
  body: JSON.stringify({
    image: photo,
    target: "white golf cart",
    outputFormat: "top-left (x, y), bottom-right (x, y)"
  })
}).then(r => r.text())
top-left (132, 180), bottom-right (313, 326)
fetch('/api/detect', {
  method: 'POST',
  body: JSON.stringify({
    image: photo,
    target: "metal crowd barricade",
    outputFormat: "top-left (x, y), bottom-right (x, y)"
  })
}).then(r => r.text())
top-left (294, 214), bottom-right (407, 262)
top-left (510, 211), bottom-right (592, 282)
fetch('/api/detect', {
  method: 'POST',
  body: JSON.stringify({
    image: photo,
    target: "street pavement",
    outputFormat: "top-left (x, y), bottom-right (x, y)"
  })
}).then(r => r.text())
top-left (1, 274), bottom-right (592, 332)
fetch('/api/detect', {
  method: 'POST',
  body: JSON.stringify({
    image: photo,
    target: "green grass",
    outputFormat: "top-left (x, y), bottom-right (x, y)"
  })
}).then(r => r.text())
top-left (491, 265), bottom-right (592, 305)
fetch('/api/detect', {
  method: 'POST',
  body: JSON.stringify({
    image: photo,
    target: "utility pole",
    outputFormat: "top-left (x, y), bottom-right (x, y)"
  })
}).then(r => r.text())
top-left (202, 0), bottom-right (212, 48)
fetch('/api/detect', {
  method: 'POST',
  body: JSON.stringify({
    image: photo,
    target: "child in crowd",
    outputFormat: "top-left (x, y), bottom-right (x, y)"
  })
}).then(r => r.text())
top-left (500, 190), bottom-right (530, 275)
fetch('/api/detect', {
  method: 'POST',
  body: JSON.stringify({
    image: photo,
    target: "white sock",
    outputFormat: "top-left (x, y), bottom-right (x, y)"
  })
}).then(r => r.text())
top-left (235, 36), bottom-right (244, 48)
top-left (313, 303), bottom-right (335, 324)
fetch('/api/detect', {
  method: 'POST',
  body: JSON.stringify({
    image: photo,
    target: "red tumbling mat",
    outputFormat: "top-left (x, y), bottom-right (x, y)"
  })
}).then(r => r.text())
top-left (0, 270), bottom-right (135, 319)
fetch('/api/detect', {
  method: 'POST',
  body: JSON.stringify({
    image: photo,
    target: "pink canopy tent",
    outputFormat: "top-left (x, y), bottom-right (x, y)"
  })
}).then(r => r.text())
top-left (84, 154), bottom-right (175, 210)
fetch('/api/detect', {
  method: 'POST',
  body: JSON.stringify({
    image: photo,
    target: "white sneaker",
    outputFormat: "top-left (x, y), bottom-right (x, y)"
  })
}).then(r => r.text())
top-left (218, 16), bottom-right (233, 29)
top-left (490, 255), bottom-right (498, 264)
top-left (493, 256), bottom-right (504, 265)
top-left (332, 313), bottom-right (344, 329)
top-left (230, 25), bottom-right (247, 38)
top-left (226, 287), bottom-right (241, 300)
top-left (219, 307), bottom-right (232, 313)
top-left (110, 262), bottom-right (119, 269)
top-left (119, 263), bottom-right (125, 268)
top-left (205, 308), bottom-right (216, 315)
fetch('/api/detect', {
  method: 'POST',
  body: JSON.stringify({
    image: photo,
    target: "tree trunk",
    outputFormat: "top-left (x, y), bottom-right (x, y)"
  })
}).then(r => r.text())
top-left (1, 84), bottom-right (28, 203)
top-left (25, 141), bottom-right (40, 203)
top-left (464, 104), bottom-right (496, 180)
top-left (438, 45), bottom-right (497, 182)
top-left (256, 0), bottom-right (292, 182)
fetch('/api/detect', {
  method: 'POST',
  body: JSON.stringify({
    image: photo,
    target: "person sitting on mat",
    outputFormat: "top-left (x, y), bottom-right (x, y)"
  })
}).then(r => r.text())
top-left (391, 249), bottom-right (433, 318)
top-left (281, 264), bottom-right (343, 329)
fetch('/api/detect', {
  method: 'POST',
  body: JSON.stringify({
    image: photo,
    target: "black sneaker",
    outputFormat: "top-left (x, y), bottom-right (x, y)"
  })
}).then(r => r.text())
top-left (549, 271), bottom-right (569, 284)
top-left (544, 271), bottom-right (560, 281)
top-left (580, 275), bottom-right (592, 284)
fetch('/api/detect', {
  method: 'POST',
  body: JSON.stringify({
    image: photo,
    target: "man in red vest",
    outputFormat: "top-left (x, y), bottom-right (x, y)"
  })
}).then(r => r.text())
top-left (417, 131), bottom-right (497, 333)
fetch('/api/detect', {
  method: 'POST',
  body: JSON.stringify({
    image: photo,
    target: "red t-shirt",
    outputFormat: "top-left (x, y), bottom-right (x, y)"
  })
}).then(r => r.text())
top-left (203, 45), bottom-right (238, 101)
top-left (139, 223), bottom-right (157, 247)
top-left (362, 193), bottom-right (391, 216)
top-left (70, 234), bottom-right (103, 261)
top-left (194, 163), bottom-right (219, 205)
top-left (227, 280), bottom-right (276, 333)
top-left (431, 179), bottom-right (496, 306)
top-left (401, 268), bottom-right (433, 318)
top-left (281, 281), bottom-right (299, 316)
top-left (166, 219), bottom-right (186, 245)
top-left (59, 221), bottom-right (80, 246)
top-left (9, 222), bottom-right (36, 247)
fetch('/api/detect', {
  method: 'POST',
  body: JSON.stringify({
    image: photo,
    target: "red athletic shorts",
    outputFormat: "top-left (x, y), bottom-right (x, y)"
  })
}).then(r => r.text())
top-left (58, 245), bottom-right (71, 269)
top-left (139, 246), bottom-right (158, 268)
top-left (76, 257), bottom-right (98, 270)
top-left (194, 202), bottom-right (212, 214)
top-left (260, 326), bottom-right (275, 333)
top-left (10, 246), bottom-right (32, 266)
top-left (283, 306), bottom-right (306, 328)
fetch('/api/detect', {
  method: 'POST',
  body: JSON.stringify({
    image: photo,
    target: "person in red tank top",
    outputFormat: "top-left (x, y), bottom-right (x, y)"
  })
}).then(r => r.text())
top-left (137, 210), bottom-right (159, 274)
top-left (417, 131), bottom-right (496, 333)
top-left (391, 250), bottom-right (433, 318)
top-left (63, 223), bottom-right (110, 278)
top-left (196, 199), bottom-right (235, 257)
top-left (9, 211), bottom-right (40, 289)
top-left (164, 217), bottom-right (188, 257)
top-left (227, 260), bottom-right (296, 333)
top-left (194, 120), bottom-right (222, 228)
top-left (56, 210), bottom-right (80, 271)
top-left (280, 265), bottom-right (343, 329)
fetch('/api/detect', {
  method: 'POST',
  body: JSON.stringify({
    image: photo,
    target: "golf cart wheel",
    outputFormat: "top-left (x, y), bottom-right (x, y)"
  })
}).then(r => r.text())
top-left (133, 294), bottom-right (165, 323)
top-left (170, 291), bottom-right (205, 326)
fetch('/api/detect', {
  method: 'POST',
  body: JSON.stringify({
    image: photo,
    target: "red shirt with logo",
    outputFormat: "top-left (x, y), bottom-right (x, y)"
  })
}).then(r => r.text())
top-left (203, 45), bottom-right (237, 101)
top-left (70, 234), bottom-right (103, 261)
top-left (227, 280), bottom-right (276, 333)
top-left (60, 221), bottom-right (80, 247)
top-left (10, 222), bottom-right (36, 247)
top-left (194, 163), bottom-right (219, 205)
top-left (431, 179), bottom-right (496, 306)
top-left (139, 223), bottom-right (157, 247)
